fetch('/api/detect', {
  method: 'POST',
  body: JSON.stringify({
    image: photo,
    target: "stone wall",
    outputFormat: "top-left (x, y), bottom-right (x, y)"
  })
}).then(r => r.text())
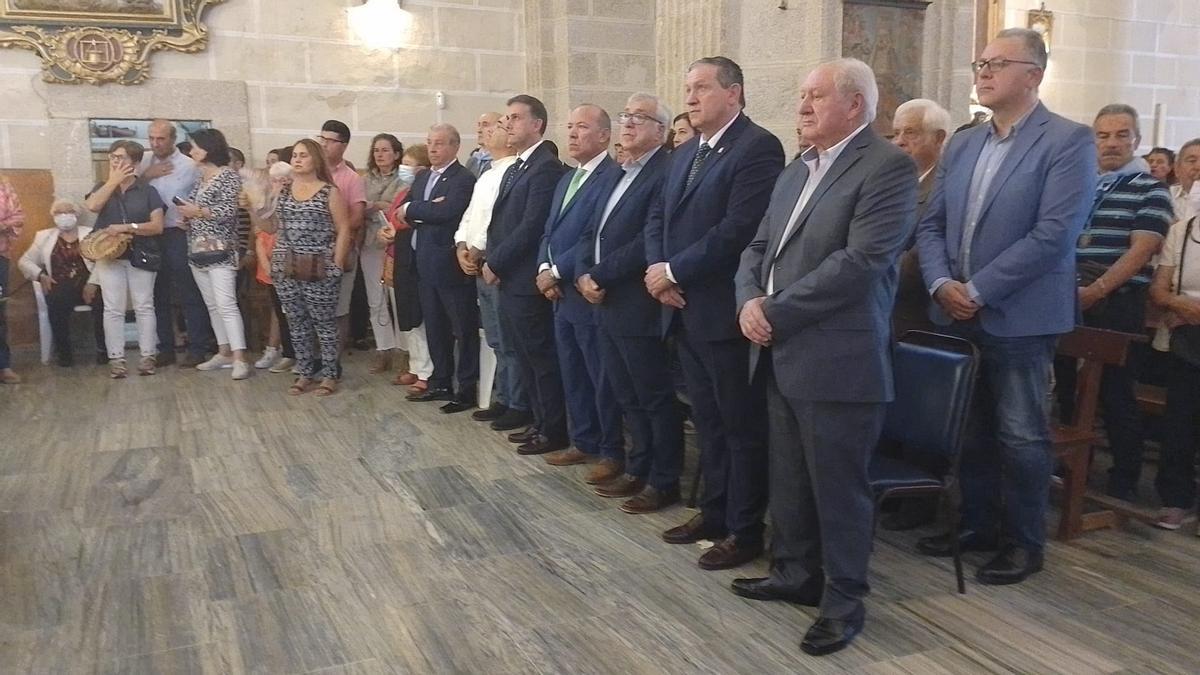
top-left (1003, 0), bottom-right (1200, 148)
top-left (0, 0), bottom-right (527, 172)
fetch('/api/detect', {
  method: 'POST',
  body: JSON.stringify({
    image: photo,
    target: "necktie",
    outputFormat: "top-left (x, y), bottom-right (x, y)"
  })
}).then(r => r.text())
top-left (423, 170), bottom-right (440, 201)
top-left (560, 167), bottom-right (587, 214)
top-left (500, 158), bottom-right (524, 196)
top-left (685, 142), bottom-right (712, 190)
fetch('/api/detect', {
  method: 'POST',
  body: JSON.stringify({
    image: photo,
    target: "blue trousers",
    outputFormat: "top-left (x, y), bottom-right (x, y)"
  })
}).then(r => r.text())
top-left (554, 313), bottom-right (623, 459)
top-left (478, 278), bottom-right (528, 410)
top-left (154, 228), bottom-right (214, 359)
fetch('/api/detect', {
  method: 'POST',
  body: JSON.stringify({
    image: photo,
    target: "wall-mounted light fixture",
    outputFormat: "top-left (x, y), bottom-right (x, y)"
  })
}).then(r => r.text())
top-left (348, 0), bottom-right (413, 51)
top-left (1026, 2), bottom-right (1053, 55)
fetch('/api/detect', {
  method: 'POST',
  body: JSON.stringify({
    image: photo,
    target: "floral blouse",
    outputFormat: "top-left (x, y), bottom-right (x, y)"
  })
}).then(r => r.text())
top-left (186, 166), bottom-right (242, 269)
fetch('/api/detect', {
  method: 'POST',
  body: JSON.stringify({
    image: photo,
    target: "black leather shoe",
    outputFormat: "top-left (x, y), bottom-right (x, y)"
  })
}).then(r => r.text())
top-left (472, 403), bottom-right (507, 421)
top-left (916, 529), bottom-right (1000, 558)
top-left (407, 387), bottom-right (454, 402)
top-left (492, 409), bottom-right (534, 431)
top-left (507, 426), bottom-right (539, 444)
top-left (517, 435), bottom-right (569, 456)
top-left (976, 545), bottom-right (1043, 585)
top-left (440, 399), bottom-right (476, 414)
top-left (730, 577), bottom-right (821, 606)
top-left (800, 615), bottom-right (864, 656)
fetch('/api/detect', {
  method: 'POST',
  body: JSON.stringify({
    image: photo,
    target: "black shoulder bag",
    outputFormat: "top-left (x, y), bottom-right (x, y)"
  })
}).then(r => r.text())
top-left (117, 189), bottom-right (161, 272)
top-left (1170, 217), bottom-right (1200, 367)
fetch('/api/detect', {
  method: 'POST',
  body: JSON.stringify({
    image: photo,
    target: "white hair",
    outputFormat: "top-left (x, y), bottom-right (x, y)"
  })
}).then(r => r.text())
top-left (894, 98), bottom-right (952, 138)
top-left (626, 92), bottom-right (671, 141)
top-left (268, 161), bottom-right (292, 179)
top-left (50, 198), bottom-right (78, 213)
top-left (824, 58), bottom-right (880, 124)
top-left (429, 123), bottom-right (461, 146)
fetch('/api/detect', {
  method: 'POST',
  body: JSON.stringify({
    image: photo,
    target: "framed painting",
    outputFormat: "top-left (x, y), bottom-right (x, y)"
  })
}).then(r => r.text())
top-left (842, 0), bottom-right (932, 134)
top-left (0, 0), bottom-right (225, 84)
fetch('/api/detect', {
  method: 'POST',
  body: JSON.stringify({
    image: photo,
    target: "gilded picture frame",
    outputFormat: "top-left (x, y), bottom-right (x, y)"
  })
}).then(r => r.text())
top-left (0, 0), bottom-right (226, 85)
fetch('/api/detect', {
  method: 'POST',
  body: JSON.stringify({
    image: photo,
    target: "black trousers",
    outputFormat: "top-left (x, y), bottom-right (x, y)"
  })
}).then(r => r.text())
top-left (267, 284), bottom-right (295, 359)
top-left (418, 280), bottom-right (480, 395)
top-left (1156, 353), bottom-right (1200, 508)
top-left (499, 290), bottom-right (567, 442)
top-left (45, 281), bottom-right (104, 357)
top-left (672, 320), bottom-right (768, 542)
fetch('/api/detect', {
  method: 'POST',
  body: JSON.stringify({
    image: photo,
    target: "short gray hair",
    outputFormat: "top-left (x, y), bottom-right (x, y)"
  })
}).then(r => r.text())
top-left (894, 98), bottom-right (952, 138)
top-left (1095, 103), bottom-right (1141, 139)
top-left (574, 103), bottom-right (612, 131)
top-left (824, 58), bottom-right (880, 124)
top-left (995, 27), bottom-right (1048, 69)
top-left (50, 198), bottom-right (78, 213)
top-left (626, 92), bottom-right (672, 141)
top-left (429, 123), bottom-right (461, 146)
top-left (687, 56), bottom-right (746, 107)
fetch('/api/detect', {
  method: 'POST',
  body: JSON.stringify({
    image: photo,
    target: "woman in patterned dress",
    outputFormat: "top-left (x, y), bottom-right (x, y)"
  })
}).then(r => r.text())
top-left (177, 128), bottom-right (250, 380)
top-left (261, 138), bottom-right (351, 396)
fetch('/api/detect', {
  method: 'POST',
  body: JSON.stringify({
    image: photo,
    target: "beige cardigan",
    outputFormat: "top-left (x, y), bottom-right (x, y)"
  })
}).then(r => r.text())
top-left (18, 226), bottom-right (99, 287)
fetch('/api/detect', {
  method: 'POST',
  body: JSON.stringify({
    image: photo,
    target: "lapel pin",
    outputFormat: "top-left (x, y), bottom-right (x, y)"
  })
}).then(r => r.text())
top-left (716, 146), bottom-right (726, 154)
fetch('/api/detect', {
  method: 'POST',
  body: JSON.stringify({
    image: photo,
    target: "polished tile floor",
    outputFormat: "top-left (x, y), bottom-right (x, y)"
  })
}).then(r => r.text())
top-left (1, 350), bottom-right (1198, 674)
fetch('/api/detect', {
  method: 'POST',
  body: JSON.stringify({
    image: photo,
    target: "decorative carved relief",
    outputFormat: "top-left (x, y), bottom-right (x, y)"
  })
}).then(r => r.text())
top-left (0, 0), bottom-right (225, 85)
top-left (842, 0), bottom-right (931, 133)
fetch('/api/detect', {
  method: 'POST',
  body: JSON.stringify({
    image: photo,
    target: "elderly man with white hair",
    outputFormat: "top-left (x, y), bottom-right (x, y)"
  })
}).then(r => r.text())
top-left (733, 57), bottom-right (918, 656)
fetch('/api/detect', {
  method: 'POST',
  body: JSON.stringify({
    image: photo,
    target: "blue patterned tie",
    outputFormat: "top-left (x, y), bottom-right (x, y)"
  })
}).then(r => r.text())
top-left (685, 142), bottom-right (711, 190)
top-left (500, 158), bottom-right (524, 197)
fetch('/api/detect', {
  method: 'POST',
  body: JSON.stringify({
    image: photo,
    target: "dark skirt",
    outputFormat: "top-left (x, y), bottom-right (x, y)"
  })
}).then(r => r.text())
top-left (391, 229), bottom-right (422, 331)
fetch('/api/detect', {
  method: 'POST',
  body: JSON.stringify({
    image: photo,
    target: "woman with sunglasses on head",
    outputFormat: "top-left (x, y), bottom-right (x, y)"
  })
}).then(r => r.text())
top-left (84, 140), bottom-right (165, 378)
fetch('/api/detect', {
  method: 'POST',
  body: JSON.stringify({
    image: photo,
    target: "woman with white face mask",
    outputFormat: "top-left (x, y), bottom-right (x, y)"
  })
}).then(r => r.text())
top-left (18, 199), bottom-right (106, 366)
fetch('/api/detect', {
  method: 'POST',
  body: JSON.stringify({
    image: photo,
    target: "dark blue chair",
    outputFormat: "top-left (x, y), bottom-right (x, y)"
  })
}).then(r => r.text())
top-left (871, 331), bottom-right (979, 594)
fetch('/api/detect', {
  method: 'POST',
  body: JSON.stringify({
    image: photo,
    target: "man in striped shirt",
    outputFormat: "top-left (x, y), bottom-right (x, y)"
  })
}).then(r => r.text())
top-left (1056, 103), bottom-right (1173, 500)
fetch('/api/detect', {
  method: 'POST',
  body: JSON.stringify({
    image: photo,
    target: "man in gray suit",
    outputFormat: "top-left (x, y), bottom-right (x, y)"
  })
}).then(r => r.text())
top-left (732, 58), bottom-right (917, 657)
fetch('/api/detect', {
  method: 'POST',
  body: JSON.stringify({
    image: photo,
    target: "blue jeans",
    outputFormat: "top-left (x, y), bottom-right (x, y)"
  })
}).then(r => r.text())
top-left (155, 228), bottom-right (215, 359)
top-left (477, 277), bottom-right (527, 411)
top-left (0, 257), bottom-right (10, 370)
top-left (952, 326), bottom-right (1057, 552)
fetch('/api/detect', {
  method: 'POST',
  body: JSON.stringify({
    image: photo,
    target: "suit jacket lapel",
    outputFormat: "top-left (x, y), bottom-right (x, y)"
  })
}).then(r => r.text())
top-left (427, 161), bottom-right (460, 201)
top-left (607, 149), bottom-right (666, 222)
top-left (976, 106), bottom-right (1049, 224)
top-left (498, 144), bottom-right (543, 202)
top-left (771, 132), bottom-right (871, 261)
top-left (676, 115), bottom-right (747, 207)
top-left (557, 156), bottom-right (616, 223)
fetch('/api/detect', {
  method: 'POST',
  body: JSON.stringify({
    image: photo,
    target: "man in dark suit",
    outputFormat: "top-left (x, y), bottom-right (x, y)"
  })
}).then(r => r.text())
top-left (535, 104), bottom-right (623, 467)
top-left (732, 59), bottom-right (917, 657)
top-left (483, 95), bottom-right (570, 454)
top-left (399, 123), bottom-right (480, 413)
top-left (644, 56), bottom-right (785, 570)
top-left (577, 93), bottom-right (682, 513)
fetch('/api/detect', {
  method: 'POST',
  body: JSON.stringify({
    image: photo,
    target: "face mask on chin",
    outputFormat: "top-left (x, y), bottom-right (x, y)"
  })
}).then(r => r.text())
top-left (53, 213), bottom-right (78, 231)
top-left (396, 164), bottom-right (416, 187)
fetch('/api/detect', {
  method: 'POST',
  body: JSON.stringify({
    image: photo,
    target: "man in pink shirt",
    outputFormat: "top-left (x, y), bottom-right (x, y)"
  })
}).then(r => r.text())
top-left (0, 175), bottom-right (24, 383)
top-left (316, 120), bottom-right (367, 348)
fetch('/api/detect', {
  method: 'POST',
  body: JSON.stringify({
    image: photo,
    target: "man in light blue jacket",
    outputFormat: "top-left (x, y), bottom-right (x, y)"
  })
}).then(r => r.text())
top-left (915, 28), bottom-right (1096, 585)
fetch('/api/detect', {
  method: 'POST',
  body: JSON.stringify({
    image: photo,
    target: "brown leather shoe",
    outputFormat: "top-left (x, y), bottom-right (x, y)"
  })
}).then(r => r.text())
top-left (544, 447), bottom-right (594, 466)
top-left (584, 459), bottom-right (624, 485)
top-left (621, 485), bottom-right (681, 514)
top-left (662, 513), bottom-right (727, 545)
top-left (594, 475), bottom-right (645, 498)
top-left (698, 535), bottom-right (763, 570)
top-left (507, 426), bottom-right (539, 444)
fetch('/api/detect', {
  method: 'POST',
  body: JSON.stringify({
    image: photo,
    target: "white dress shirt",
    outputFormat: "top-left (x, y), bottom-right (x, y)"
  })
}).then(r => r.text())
top-left (455, 154), bottom-right (517, 250)
top-left (541, 149), bottom-right (609, 278)
top-left (596, 146), bottom-right (661, 262)
top-left (664, 112), bottom-right (741, 284)
top-left (139, 149), bottom-right (199, 230)
top-left (766, 122), bottom-right (868, 294)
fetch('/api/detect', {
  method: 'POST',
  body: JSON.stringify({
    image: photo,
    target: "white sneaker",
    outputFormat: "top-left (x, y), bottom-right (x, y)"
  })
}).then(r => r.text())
top-left (254, 347), bottom-right (280, 369)
top-left (197, 353), bottom-right (234, 371)
top-left (269, 357), bottom-right (296, 374)
top-left (231, 360), bottom-right (252, 380)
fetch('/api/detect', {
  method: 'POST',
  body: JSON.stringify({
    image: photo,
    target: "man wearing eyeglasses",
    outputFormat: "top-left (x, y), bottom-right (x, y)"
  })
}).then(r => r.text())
top-left (915, 28), bottom-right (1097, 585)
top-left (317, 120), bottom-right (367, 350)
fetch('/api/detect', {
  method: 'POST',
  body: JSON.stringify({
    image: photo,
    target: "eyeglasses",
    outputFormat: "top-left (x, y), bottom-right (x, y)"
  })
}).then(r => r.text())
top-left (970, 58), bottom-right (1041, 74)
top-left (316, 135), bottom-right (346, 145)
top-left (618, 112), bottom-right (662, 126)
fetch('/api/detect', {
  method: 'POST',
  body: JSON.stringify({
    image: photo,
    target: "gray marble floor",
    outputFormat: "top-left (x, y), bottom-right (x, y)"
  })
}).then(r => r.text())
top-left (1, 349), bottom-right (1198, 674)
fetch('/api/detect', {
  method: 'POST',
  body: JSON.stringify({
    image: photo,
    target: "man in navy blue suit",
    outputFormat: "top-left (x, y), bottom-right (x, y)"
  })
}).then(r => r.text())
top-left (644, 57), bottom-right (785, 570)
top-left (535, 105), bottom-right (624, 468)
top-left (483, 95), bottom-right (570, 455)
top-left (577, 93), bottom-right (682, 514)
top-left (398, 123), bottom-right (480, 413)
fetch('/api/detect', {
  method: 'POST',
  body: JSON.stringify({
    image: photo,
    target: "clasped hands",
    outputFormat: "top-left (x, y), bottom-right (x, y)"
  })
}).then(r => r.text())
top-left (933, 280), bottom-right (979, 321)
top-left (739, 296), bottom-right (773, 347)
top-left (536, 269), bottom-right (562, 301)
top-left (644, 262), bottom-right (685, 309)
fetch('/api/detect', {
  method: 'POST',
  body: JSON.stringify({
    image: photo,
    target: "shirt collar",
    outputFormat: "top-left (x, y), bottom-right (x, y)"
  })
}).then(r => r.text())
top-left (800, 122), bottom-right (868, 173)
top-left (577, 150), bottom-right (608, 174)
top-left (518, 139), bottom-right (545, 163)
top-left (700, 111), bottom-right (741, 148)
top-left (626, 145), bottom-right (661, 171)
top-left (431, 159), bottom-right (457, 174)
top-left (988, 101), bottom-right (1038, 141)
top-left (490, 154), bottom-right (518, 170)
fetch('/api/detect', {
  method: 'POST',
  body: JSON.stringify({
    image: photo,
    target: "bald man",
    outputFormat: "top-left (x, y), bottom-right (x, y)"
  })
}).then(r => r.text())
top-left (467, 112), bottom-right (503, 177)
top-left (140, 118), bottom-right (212, 366)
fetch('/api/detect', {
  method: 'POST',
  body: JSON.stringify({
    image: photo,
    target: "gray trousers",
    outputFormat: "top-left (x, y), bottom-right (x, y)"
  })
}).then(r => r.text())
top-left (767, 373), bottom-right (884, 621)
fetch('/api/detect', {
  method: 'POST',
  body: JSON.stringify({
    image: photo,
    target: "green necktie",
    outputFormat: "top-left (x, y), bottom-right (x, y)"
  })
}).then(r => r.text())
top-left (560, 167), bottom-right (587, 213)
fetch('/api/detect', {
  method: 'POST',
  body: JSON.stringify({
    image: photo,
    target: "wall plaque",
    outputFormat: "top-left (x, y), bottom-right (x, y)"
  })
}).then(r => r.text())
top-left (0, 0), bottom-right (226, 85)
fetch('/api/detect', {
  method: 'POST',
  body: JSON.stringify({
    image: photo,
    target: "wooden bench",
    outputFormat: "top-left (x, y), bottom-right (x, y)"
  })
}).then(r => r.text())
top-left (1052, 326), bottom-right (1146, 540)
top-left (1135, 383), bottom-right (1166, 417)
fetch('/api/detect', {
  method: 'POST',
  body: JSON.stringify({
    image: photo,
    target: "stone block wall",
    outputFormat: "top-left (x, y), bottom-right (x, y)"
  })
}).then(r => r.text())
top-left (1004, 0), bottom-right (1200, 148)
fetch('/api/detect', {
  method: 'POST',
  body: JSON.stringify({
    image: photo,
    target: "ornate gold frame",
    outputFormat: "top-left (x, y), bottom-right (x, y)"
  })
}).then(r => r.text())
top-left (0, 0), bottom-right (226, 85)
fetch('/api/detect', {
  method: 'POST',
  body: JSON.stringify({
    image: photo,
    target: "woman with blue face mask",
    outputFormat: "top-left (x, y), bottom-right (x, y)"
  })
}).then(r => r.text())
top-left (18, 199), bottom-right (106, 366)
